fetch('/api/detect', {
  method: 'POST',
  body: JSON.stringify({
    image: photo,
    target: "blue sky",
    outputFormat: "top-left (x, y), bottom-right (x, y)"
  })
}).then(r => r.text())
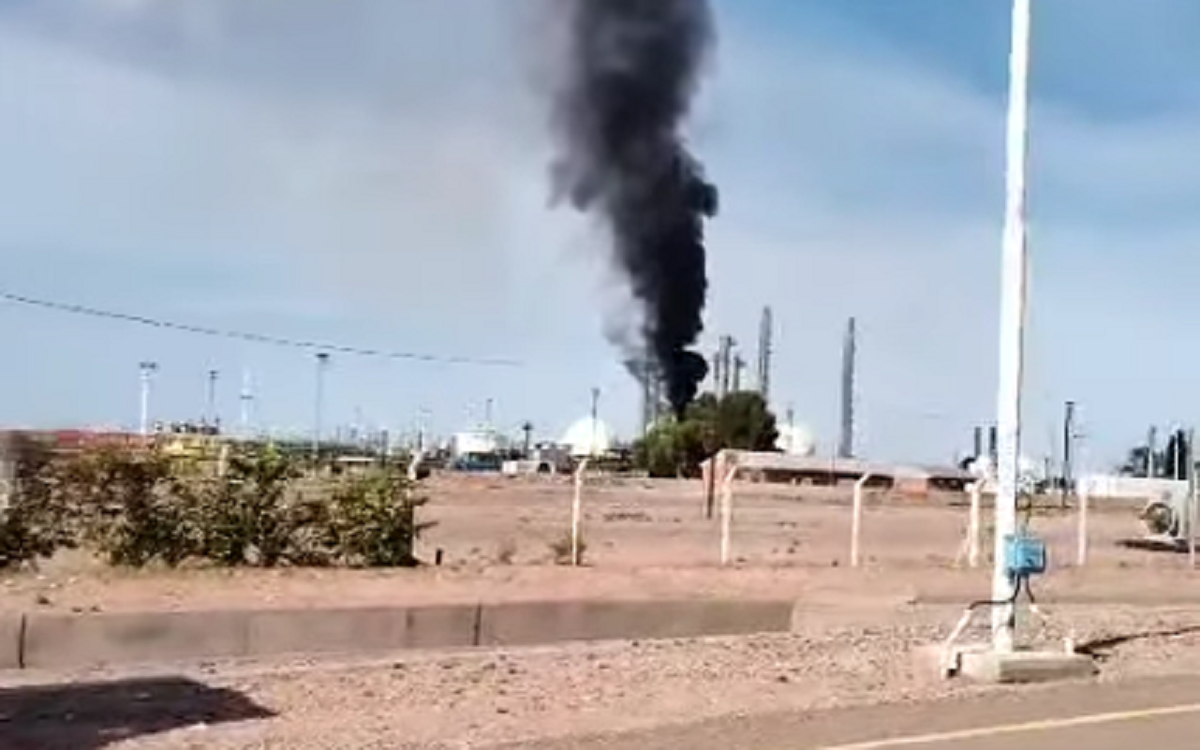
top-left (1, 0), bottom-right (1198, 470)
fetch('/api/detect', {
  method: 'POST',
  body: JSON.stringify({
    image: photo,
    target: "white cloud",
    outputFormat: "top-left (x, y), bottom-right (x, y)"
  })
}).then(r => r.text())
top-left (2, 1), bottom-right (1199, 464)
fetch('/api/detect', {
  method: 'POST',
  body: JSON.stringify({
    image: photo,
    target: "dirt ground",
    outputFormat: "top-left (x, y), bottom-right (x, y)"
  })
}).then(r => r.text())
top-left (4, 476), bottom-right (1200, 749)
top-left (7, 604), bottom-right (1200, 749)
top-left (0, 474), bottom-right (1188, 614)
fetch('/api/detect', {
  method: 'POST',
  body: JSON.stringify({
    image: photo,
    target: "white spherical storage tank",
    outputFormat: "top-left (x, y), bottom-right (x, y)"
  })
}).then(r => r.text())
top-left (775, 423), bottom-right (817, 457)
top-left (561, 417), bottom-right (613, 457)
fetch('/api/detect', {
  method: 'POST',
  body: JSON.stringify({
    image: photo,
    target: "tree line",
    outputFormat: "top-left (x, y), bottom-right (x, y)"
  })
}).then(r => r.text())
top-left (633, 391), bottom-right (780, 478)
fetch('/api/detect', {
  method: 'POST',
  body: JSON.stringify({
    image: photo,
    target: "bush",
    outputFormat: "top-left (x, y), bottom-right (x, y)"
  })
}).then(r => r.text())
top-left (0, 434), bottom-right (76, 569)
top-left (326, 468), bottom-right (434, 567)
top-left (1, 440), bottom-right (440, 572)
top-left (62, 446), bottom-right (194, 568)
top-left (193, 446), bottom-right (328, 567)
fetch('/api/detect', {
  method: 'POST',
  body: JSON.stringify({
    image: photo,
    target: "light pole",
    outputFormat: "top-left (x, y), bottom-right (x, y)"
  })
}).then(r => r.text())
top-left (138, 361), bottom-right (159, 436)
top-left (206, 369), bottom-right (219, 428)
top-left (991, 0), bottom-right (1032, 654)
top-left (313, 353), bottom-right (330, 459)
top-left (239, 369), bottom-right (254, 437)
top-left (416, 407), bottom-right (431, 454)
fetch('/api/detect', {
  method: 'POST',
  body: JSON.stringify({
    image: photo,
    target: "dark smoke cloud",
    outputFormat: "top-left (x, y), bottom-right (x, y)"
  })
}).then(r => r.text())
top-left (548, 0), bottom-right (718, 417)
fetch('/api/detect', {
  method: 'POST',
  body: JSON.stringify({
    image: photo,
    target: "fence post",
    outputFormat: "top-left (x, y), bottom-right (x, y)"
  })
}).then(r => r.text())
top-left (572, 459), bottom-right (590, 567)
top-left (850, 473), bottom-right (872, 568)
top-left (719, 464), bottom-right (738, 566)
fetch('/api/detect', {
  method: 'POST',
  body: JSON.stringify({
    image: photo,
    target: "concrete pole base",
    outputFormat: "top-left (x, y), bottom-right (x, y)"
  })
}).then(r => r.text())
top-left (920, 643), bottom-right (1097, 684)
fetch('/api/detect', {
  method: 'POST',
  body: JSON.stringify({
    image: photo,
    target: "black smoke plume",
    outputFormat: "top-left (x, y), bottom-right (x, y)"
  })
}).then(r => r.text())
top-left (548, 0), bottom-right (718, 417)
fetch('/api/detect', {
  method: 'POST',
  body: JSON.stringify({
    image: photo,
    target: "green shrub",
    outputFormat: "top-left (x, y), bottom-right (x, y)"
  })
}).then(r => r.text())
top-left (326, 468), bottom-right (434, 567)
top-left (193, 446), bottom-right (328, 567)
top-left (0, 435), bottom-right (76, 569)
top-left (1, 440), bottom-right (443, 572)
top-left (63, 446), bottom-right (194, 568)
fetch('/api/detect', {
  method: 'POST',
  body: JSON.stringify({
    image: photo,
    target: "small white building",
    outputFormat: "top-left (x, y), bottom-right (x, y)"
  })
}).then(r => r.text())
top-left (450, 429), bottom-right (501, 457)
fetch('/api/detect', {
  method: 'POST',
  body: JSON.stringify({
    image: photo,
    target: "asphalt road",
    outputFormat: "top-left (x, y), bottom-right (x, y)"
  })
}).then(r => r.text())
top-left (513, 675), bottom-right (1200, 750)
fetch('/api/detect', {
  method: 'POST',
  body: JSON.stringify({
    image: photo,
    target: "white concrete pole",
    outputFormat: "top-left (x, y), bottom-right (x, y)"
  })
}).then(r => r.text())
top-left (850, 474), bottom-right (872, 568)
top-left (719, 465), bottom-right (737, 565)
top-left (572, 458), bottom-right (589, 566)
top-left (1186, 427), bottom-right (1197, 569)
top-left (991, 0), bottom-right (1032, 655)
top-left (1076, 477), bottom-right (1089, 567)
top-left (968, 481), bottom-right (983, 568)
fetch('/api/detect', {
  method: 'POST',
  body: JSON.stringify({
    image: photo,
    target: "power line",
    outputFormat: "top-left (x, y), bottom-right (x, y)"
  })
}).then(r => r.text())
top-left (0, 289), bottom-right (521, 367)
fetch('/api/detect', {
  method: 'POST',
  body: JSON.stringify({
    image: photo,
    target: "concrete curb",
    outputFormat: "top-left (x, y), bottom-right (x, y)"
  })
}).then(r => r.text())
top-left (2, 599), bottom-right (796, 671)
top-left (478, 599), bottom-right (794, 647)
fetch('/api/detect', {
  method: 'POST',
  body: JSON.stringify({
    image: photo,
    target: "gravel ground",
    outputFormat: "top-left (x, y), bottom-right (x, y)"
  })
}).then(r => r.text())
top-left (6, 603), bottom-right (1200, 750)
top-left (0, 478), bottom-right (1192, 749)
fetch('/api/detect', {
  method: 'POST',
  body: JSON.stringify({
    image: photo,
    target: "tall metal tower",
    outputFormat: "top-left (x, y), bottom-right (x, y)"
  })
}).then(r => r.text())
top-left (732, 354), bottom-right (746, 393)
top-left (710, 348), bottom-right (723, 398)
top-left (637, 357), bottom-right (657, 436)
top-left (837, 317), bottom-right (857, 459)
top-left (718, 336), bottom-right (736, 397)
top-left (756, 306), bottom-right (773, 402)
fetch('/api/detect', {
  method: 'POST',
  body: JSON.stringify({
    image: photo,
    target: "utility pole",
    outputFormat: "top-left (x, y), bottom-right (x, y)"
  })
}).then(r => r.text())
top-left (731, 354), bottom-right (745, 393)
top-left (312, 353), bottom-right (330, 460)
top-left (138, 361), bottom-right (159, 437)
top-left (991, 0), bottom-right (1032, 654)
top-left (1061, 401), bottom-right (1076, 508)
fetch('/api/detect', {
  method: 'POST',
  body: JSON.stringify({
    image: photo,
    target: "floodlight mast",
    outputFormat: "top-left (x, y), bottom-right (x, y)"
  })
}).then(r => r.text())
top-left (992, 0), bottom-right (1032, 654)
